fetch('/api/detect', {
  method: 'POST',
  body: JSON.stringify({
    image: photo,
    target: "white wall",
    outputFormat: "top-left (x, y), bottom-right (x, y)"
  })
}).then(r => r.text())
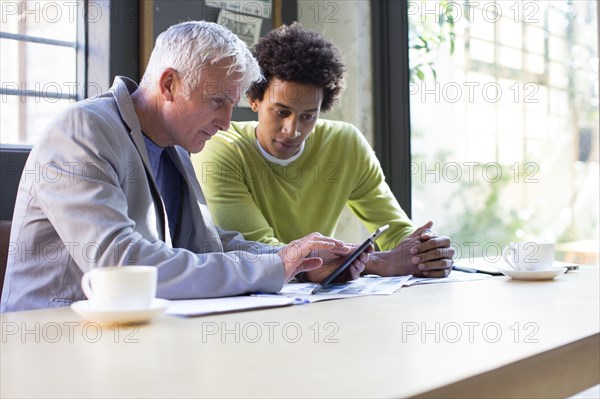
top-left (297, 0), bottom-right (373, 243)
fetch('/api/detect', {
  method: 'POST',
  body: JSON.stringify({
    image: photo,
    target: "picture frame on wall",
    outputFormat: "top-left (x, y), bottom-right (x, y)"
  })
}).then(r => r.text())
top-left (212, 0), bottom-right (272, 19)
top-left (140, 0), bottom-right (285, 118)
top-left (217, 9), bottom-right (263, 48)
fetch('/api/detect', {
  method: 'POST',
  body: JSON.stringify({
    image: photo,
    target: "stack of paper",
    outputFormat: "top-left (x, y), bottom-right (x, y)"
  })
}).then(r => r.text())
top-left (405, 270), bottom-right (493, 286)
top-left (166, 296), bottom-right (296, 317)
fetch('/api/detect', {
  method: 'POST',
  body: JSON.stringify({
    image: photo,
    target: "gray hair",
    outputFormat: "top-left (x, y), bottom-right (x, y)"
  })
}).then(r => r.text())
top-left (140, 21), bottom-right (262, 98)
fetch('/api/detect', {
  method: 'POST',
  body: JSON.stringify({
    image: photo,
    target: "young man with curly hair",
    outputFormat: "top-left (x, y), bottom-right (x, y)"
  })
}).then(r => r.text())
top-left (192, 23), bottom-right (454, 280)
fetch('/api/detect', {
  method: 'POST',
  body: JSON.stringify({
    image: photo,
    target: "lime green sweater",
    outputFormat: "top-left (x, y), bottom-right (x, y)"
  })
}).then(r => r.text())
top-left (192, 120), bottom-right (414, 250)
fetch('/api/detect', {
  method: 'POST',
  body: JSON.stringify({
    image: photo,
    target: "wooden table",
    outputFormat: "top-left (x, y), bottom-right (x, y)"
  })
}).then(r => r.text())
top-left (1, 266), bottom-right (598, 398)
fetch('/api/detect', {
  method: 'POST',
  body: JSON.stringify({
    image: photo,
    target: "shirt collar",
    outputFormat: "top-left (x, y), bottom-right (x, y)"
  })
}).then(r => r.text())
top-left (255, 138), bottom-right (305, 166)
top-left (142, 134), bottom-right (164, 178)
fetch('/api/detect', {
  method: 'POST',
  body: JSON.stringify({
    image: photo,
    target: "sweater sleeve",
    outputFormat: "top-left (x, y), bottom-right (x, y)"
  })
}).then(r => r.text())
top-left (343, 124), bottom-right (415, 250)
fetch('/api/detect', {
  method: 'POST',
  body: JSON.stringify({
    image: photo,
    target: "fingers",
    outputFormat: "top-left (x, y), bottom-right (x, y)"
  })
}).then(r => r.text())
top-left (358, 251), bottom-right (369, 264)
top-left (349, 252), bottom-right (368, 279)
top-left (409, 221), bottom-right (434, 239)
top-left (295, 258), bottom-right (323, 274)
top-left (279, 232), bottom-right (376, 283)
top-left (332, 259), bottom-right (365, 283)
top-left (281, 234), bottom-right (340, 263)
top-left (419, 267), bottom-right (452, 278)
top-left (414, 257), bottom-right (453, 271)
top-left (278, 233), bottom-right (353, 282)
top-left (314, 243), bottom-right (352, 262)
top-left (411, 235), bottom-right (453, 255)
top-left (343, 245), bottom-right (370, 279)
top-left (409, 237), bottom-right (454, 273)
top-left (412, 243), bottom-right (454, 262)
top-left (412, 256), bottom-right (454, 273)
top-left (329, 249), bottom-right (369, 283)
top-left (347, 264), bottom-right (363, 281)
top-left (310, 236), bottom-right (352, 260)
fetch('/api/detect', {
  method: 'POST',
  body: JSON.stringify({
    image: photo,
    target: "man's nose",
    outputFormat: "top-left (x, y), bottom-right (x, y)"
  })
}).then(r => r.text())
top-left (214, 104), bottom-right (234, 132)
top-left (282, 117), bottom-right (298, 137)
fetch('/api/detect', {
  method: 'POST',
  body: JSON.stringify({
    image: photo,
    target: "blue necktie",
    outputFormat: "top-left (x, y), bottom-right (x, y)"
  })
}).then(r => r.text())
top-left (156, 149), bottom-right (181, 242)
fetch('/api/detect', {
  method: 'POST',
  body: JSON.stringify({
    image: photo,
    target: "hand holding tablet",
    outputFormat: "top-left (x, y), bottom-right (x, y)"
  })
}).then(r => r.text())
top-left (311, 224), bottom-right (389, 294)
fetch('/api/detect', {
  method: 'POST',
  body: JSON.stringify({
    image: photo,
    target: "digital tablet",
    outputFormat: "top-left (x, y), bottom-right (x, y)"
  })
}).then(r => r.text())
top-left (311, 224), bottom-right (389, 294)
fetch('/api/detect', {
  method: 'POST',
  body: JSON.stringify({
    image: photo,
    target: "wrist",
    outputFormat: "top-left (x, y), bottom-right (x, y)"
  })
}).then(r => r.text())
top-left (364, 251), bottom-right (388, 276)
top-left (365, 250), bottom-right (412, 277)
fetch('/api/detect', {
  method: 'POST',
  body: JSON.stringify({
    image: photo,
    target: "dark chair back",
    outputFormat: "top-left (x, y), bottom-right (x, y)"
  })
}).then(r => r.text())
top-left (1, 147), bottom-right (28, 297)
top-left (0, 220), bottom-right (12, 297)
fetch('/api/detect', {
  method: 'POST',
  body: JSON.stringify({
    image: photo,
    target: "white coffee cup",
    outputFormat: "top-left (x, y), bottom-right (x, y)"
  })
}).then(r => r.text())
top-left (502, 242), bottom-right (556, 271)
top-left (81, 266), bottom-right (157, 311)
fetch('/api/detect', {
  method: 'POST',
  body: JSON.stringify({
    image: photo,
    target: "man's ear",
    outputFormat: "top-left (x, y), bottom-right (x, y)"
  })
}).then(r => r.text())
top-left (249, 97), bottom-right (260, 112)
top-left (159, 68), bottom-right (177, 101)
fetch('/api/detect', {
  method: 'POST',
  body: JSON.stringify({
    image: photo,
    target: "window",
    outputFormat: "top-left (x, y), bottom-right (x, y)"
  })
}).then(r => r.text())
top-left (0, 0), bottom-right (84, 146)
top-left (408, 1), bottom-right (599, 264)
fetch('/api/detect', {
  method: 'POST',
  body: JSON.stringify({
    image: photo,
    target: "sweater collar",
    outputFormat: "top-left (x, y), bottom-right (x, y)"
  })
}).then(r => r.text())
top-left (255, 135), bottom-right (306, 166)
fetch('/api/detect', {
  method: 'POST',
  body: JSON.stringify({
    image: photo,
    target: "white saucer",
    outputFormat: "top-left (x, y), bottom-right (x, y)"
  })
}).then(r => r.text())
top-left (500, 267), bottom-right (568, 281)
top-left (71, 298), bottom-right (170, 324)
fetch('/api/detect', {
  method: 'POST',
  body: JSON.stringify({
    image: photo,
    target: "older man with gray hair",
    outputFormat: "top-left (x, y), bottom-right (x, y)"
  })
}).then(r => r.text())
top-left (1, 21), bottom-right (366, 312)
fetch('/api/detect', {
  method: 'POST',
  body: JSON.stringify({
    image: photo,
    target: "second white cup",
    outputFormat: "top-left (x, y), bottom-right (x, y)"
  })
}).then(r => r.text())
top-left (502, 242), bottom-right (556, 271)
top-left (81, 266), bottom-right (157, 311)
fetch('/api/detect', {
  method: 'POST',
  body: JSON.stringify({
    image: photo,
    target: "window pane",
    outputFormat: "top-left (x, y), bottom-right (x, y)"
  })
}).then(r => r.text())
top-left (409, 1), bottom-right (599, 265)
top-left (0, 0), bottom-right (77, 42)
top-left (0, 95), bottom-right (74, 145)
top-left (498, 17), bottom-right (523, 48)
top-left (525, 26), bottom-right (545, 55)
top-left (0, 1), bottom-right (79, 145)
top-left (525, 53), bottom-right (545, 75)
top-left (1, 39), bottom-right (76, 87)
top-left (470, 15), bottom-right (494, 42)
top-left (470, 39), bottom-right (495, 63)
top-left (498, 46), bottom-right (522, 69)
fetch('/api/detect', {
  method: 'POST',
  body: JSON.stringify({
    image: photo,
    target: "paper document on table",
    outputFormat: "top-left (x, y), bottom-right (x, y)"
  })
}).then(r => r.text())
top-left (166, 296), bottom-right (296, 317)
top-left (281, 275), bottom-right (412, 302)
top-left (405, 270), bottom-right (493, 286)
top-left (165, 276), bottom-right (411, 316)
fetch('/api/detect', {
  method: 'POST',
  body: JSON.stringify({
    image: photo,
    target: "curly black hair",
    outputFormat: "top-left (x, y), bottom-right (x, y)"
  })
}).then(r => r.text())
top-left (247, 22), bottom-right (347, 113)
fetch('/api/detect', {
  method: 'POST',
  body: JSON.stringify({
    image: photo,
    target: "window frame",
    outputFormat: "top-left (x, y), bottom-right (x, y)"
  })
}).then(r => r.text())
top-left (371, 0), bottom-right (413, 218)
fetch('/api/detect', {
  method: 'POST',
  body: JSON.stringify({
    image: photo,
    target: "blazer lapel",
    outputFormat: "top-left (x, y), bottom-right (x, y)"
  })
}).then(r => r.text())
top-left (110, 76), bottom-right (171, 245)
top-left (168, 146), bottom-right (222, 252)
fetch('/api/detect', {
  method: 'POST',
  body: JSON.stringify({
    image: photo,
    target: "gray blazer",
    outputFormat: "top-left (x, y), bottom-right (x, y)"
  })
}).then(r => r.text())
top-left (1, 77), bottom-right (284, 312)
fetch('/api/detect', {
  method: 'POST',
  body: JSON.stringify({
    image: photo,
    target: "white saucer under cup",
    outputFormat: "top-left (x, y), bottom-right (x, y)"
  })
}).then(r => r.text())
top-left (71, 299), bottom-right (170, 325)
top-left (499, 268), bottom-right (567, 281)
top-left (81, 266), bottom-right (157, 311)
